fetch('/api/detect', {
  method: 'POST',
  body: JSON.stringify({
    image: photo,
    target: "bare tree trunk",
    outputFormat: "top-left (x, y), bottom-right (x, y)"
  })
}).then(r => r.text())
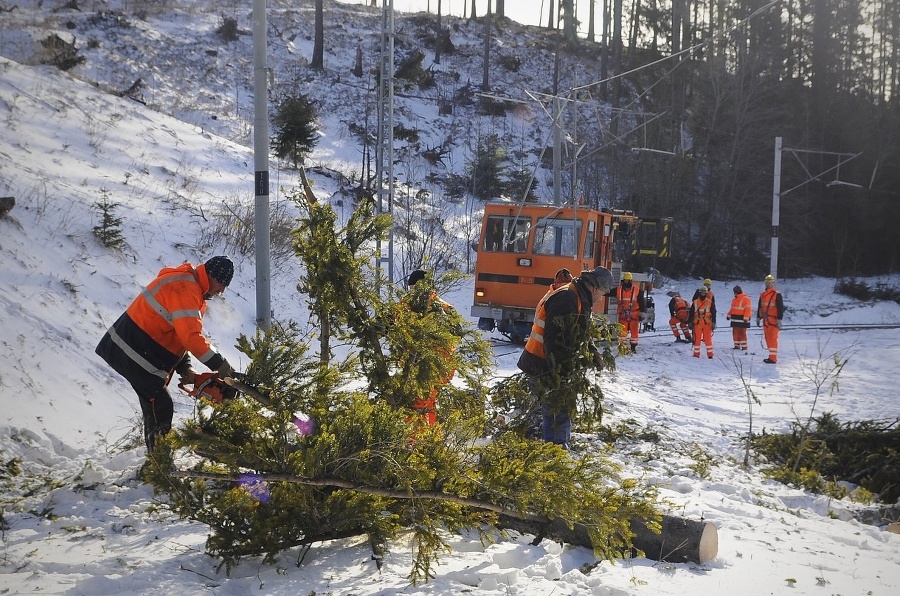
top-left (435, 0), bottom-right (443, 64)
top-left (312, 0), bottom-right (324, 70)
top-left (482, 0), bottom-right (492, 91)
top-left (588, 0), bottom-right (596, 42)
top-left (562, 0), bottom-right (576, 42)
top-left (600, 0), bottom-right (610, 100)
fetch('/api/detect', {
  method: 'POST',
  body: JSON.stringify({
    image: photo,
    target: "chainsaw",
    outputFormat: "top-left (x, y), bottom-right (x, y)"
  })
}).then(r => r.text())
top-left (181, 374), bottom-right (313, 435)
top-left (179, 372), bottom-right (238, 404)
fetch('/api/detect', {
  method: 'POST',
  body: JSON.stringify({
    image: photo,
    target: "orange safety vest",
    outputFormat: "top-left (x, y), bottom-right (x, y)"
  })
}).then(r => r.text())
top-left (758, 288), bottom-right (782, 325)
top-left (671, 296), bottom-right (688, 322)
top-left (692, 296), bottom-right (714, 327)
top-left (524, 283), bottom-right (583, 361)
top-left (616, 285), bottom-right (641, 322)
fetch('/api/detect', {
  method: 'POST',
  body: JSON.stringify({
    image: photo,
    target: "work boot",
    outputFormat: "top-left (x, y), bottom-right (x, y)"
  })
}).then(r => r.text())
top-left (763, 358), bottom-right (776, 364)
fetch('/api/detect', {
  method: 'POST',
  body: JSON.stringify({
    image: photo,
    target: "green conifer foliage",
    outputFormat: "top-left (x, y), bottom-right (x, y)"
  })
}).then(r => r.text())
top-left (91, 196), bottom-right (125, 250)
top-left (271, 94), bottom-right (319, 169)
top-left (145, 188), bottom-right (659, 582)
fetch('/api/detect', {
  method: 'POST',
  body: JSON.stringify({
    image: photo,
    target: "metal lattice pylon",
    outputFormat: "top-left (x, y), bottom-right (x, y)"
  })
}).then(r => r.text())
top-left (374, 0), bottom-right (395, 285)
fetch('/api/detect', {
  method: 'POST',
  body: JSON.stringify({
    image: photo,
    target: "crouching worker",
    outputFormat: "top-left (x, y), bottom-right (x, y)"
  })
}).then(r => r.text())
top-left (667, 291), bottom-right (692, 343)
top-left (517, 267), bottom-right (613, 449)
top-left (96, 256), bottom-right (237, 453)
top-left (402, 269), bottom-right (460, 426)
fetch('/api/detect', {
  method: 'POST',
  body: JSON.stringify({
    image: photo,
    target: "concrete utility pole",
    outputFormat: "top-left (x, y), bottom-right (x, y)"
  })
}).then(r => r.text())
top-left (769, 137), bottom-right (782, 281)
top-left (770, 137), bottom-right (861, 280)
top-left (253, 0), bottom-right (271, 330)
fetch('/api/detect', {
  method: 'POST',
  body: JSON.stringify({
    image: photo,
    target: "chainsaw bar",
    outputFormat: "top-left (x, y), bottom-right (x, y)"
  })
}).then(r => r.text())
top-left (223, 376), bottom-right (276, 409)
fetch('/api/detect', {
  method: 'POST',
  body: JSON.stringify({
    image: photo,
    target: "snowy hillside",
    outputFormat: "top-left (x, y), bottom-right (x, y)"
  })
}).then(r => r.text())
top-left (2, 1), bottom-right (900, 595)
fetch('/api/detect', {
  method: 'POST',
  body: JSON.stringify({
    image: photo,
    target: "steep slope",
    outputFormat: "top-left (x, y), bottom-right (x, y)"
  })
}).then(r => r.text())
top-left (0, 55), bottom-right (271, 449)
top-left (0, 0), bottom-right (598, 198)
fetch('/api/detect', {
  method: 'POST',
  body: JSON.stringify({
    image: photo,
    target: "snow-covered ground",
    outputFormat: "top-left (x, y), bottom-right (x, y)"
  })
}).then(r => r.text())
top-left (2, 2), bottom-right (900, 594)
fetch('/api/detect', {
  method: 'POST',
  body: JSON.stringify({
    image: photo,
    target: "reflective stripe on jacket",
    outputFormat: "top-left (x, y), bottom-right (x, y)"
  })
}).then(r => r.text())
top-left (96, 262), bottom-right (223, 384)
top-left (691, 296), bottom-right (714, 327)
top-left (616, 285), bottom-right (641, 322)
top-left (518, 280), bottom-right (590, 376)
top-left (728, 293), bottom-right (753, 327)
top-left (757, 287), bottom-right (784, 326)
top-left (669, 296), bottom-right (688, 321)
top-left (524, 283), bottom-right (580, 361)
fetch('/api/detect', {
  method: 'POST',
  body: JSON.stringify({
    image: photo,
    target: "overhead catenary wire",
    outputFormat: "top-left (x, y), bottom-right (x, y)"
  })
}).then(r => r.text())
top-left (568, 0), bottom-right (783, 94)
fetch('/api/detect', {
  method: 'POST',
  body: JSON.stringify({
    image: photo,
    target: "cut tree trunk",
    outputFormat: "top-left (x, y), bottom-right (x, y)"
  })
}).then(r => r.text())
top-left (497, 512), bottom-right (717, 565)
top-left (0, 196), bottom-right (14, 218)
top-left (173, 466), bottom-right (718, 565)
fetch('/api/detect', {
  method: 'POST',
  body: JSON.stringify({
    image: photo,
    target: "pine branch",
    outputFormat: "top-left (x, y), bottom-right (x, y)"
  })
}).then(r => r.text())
top-left (170, 468), bottom-right (538, 520)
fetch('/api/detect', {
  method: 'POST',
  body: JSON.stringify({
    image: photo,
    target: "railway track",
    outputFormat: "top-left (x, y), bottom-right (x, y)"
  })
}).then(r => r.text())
top-left (486, 322), bottom-right (900, 354)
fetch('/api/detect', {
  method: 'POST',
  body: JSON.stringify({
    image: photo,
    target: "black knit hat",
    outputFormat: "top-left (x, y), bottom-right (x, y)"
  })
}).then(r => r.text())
top-left (205, 256), bottom-right (234, 286)
top-left (579, 266), bottom-right (614, 293)
top-left (407, 269), bottom-right (426, 288)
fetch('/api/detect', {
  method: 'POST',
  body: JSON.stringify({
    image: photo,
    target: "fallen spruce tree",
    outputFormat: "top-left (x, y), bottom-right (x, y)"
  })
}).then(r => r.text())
top-left (143, 188), bottom-right (714, 582)
top-left (754, 412), bottom-right (900, 504)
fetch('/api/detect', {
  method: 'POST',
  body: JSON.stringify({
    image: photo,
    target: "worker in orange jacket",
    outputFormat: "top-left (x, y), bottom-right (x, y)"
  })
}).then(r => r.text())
top-left (688, 285), bottom-right (716, 359)
top-left (692, 278), bottom-right (717, 313)
top-left (726, 285), bottom-right (753, 350)
top-left (614, 272), bottom-right (646, 353)
top-left (756, 275), bottom-right (785, 364)
top-left (403, 269), bottom-right (458, 425)
top-left (667, 291), bottom-right (692, 343)
top-left (95, 256), bottom-right (236, 452)
top-left (518, 267), bottom-right (613, 448)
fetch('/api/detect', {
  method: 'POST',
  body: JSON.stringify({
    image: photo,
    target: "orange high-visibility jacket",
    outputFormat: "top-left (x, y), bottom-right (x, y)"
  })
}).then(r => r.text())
top-left (669, 296), bottom-right (689, 322)
top-left (757, 288), bottom-right (785, 326)
top-left (616, 284), bottom-right (642, 322)
top-left (690, 296), bottom-right (715, 327)
top-left (96, 262), bottom-right (224, 385)
top-left (518, 280), bottom-right (591, 375)
top-left (728, 293), bottom-right (753, 327)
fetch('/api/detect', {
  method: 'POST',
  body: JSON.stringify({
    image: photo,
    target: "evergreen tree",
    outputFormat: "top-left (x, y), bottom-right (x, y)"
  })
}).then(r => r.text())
top-left (91, 195), bottom-right (125, 250)
top-left (144, 188), bottom-right (660, 582)
top-left (466, 133), bottom-right (508, 200)
top-left (271, 94), bottom-right (319, 169)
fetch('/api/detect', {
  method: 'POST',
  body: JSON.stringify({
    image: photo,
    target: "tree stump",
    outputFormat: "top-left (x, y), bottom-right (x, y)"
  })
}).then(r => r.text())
top-left (497, 513), bottom-right (718, 565)
top-left (0, 196), bottom-right (14, 219)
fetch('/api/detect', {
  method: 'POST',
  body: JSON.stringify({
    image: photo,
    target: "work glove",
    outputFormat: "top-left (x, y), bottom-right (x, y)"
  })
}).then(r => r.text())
top-left (216, 359), bottom-right (234, 379)
top-left (726, 315), bottom-right (730, 320)
top-left (178, 367), bottom-right (197, 386)
top-left (776, 320), bottom-right (782, 330)
top-left (756, 318), bottom-right (761, 327)
top-left (712, 322), bottom-right (716, 331)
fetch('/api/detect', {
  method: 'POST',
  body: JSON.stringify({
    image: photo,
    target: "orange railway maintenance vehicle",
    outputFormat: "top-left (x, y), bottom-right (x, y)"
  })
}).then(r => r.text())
top-left (471, 200), bottom-right (672, 343)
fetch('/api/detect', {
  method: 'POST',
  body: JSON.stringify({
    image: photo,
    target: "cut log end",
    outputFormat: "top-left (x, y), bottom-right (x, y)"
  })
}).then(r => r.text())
top-left (630, 516), bottom-right (719, 565)
top-left (698, 521), bottom-right (719, 564)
